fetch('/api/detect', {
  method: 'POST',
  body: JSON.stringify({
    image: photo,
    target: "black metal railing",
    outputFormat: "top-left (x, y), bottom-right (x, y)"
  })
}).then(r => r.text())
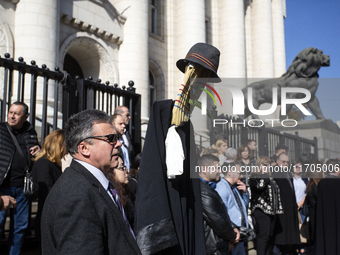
top-left (63, 76), bottom-right (141, 154)
top-left (0, 54), bottom-right (64, 141)
top-left (0, 53), bottom-right (141, 153)
top-left (202, 106), bottom-right (318, 162)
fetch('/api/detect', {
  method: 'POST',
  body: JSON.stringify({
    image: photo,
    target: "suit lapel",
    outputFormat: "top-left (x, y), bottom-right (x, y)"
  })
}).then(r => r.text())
top-left (70, 160), bottom-right (140, 253)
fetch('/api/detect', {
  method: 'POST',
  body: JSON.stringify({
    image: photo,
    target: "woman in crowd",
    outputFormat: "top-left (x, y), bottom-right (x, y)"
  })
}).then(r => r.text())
top-left (107, 156), bottom-right (135, 229)
top-left (235, 144), bottom-right (256, 168)
top-left (249, 156), bottom-right (283, 255)
top-left (305, 170), bottom-right (323, 246)
top-left (235, 144), bottom-right (255, 185)
top-left (32, 129), bottom-right (67, 239)
top-left (215, 139), bottom-right (228, 165)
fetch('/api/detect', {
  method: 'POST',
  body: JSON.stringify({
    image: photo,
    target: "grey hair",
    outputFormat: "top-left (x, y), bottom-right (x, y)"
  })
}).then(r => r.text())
top-left (225, 148), bottom-right (237, 160)
top-left (65, 109), bottom-right (111, 155)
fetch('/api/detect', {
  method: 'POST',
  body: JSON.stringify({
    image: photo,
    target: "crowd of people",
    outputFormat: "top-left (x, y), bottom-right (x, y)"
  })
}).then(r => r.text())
top-left (200, 138), bottom-right (340, 255)
top-left (0, 101), bottom-right (339, 255)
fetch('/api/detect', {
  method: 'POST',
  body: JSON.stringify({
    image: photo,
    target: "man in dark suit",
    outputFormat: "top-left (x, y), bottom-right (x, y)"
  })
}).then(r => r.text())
top-left (41, 109), bottom-right (141, 255)
top-left (114, 106), bottom-right (135, 161)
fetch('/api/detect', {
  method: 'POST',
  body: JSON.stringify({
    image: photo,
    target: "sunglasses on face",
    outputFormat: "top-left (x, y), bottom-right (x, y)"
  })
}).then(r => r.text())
top-left (77, 133), bottom-right (121, 145)
top-left (116, 165), bottom-right (128, 172)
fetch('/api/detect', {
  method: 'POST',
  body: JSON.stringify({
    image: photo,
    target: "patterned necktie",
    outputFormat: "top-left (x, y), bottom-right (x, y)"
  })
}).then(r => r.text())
top-left (108, 183), bottom-right (135, 239)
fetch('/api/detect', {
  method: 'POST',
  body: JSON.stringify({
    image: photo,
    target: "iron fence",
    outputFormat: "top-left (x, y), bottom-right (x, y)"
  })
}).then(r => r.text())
top-left (0, 53), bottom-right (141, 153)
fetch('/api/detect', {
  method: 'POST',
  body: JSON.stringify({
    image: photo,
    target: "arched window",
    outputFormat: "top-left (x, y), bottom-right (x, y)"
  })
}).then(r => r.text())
top-left (149, 70), bottom-right (157, 114)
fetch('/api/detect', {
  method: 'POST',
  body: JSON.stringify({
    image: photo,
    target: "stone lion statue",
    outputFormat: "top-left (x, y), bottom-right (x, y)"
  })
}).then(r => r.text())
top-left (242, 47), bottom-right (330, 120)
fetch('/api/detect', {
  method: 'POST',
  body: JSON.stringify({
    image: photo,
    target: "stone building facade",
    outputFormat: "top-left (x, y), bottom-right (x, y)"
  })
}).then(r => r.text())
top-left (0, 0), bottom-right (287, 127)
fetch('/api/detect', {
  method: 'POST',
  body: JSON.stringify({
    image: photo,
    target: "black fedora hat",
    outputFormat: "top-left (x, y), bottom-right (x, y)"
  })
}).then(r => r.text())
top-left (176, 43), bottom-right (221, 82)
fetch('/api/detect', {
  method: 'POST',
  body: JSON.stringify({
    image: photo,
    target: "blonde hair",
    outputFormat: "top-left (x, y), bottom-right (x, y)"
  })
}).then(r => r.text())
top-left (215, 139), bottom-right (227, 155)
top-left (34, 129), bottom-right (67, 166)
top-left (254, 156), bottom-right (271, 174)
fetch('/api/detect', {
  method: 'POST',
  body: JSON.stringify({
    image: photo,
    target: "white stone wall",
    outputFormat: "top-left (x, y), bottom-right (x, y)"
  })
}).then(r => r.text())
top-left (114, 0), bottom-right (149, 121)
top-left (0, 0), bottom-right (288, 124)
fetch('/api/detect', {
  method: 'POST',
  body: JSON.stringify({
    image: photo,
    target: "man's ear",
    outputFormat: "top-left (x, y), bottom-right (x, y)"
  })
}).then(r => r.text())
top-left (77, 142), bottom-right (91, 157)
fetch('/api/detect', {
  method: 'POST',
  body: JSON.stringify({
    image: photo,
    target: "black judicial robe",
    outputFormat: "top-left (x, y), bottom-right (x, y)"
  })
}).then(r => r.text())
top-left (134, 100), bottom-right (206, 255)
top-left (315, 178), bottom-right (340, 255)
top-left (273, 172), bottom-right (300, 245)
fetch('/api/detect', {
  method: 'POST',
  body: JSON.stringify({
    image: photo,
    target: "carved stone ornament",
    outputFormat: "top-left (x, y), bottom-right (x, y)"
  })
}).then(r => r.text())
top-left (64, 37), bottom-right (115, 82)
top-left (61, 14), bottom-right (123, 45)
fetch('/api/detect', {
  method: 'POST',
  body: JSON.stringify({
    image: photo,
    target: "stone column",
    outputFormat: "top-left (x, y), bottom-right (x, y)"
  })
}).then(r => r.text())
top-left (15, 0), bottom-right (59, 70)
top-left (175, 0), bottom-right (206, 57)
top-left (251, 0), bottom-right (275, 78)
top-left (114, 0), bottom-right (149, 120)
top-left (218, 0), bottom-right (247, 116)
top-left (272, 0), bottom-right (286, 77)
top-left (174, 0), bottom-right (206, 96)
top-left (219, 0), bottom-right (246, 78)
top-left (174, 0), bottom-right (207, 136)
top-left (14, 0), bottom-right (60, 116)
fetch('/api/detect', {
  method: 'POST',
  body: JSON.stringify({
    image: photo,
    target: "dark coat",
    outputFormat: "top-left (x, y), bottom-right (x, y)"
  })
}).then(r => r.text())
top-left (273, 172), bottom-right (300, 245)
top-left (0, 121), bottom-right (39, 185)
top-left (0, 195), bottom-right (3, 210)
top-left (315, 178), bottom-right (340, 255)
top-left (134, 100), bottom-right (206, 255)
top-left (200, 180), bottom-right (236, 255)
top-left (31, 157), bottom-right (62, 238)
top-left (305, 184), bottom-right (317, 242)
top-left (41, 160), bottom-right (141, 255)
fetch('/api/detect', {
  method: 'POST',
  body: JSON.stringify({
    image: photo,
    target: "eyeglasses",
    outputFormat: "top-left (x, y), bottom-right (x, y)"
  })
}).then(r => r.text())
top-left (77, 133), bottom-right (121, 145)
top-left (123, 113), bottom-right (130, 117)
top-left (115, 165), bottom-right (128, 172)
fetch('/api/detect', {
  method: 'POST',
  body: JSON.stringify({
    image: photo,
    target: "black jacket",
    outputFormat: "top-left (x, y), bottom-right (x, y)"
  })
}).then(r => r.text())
top-left (200, 180), bottom-right (236, 255)
top-left (31, 157), bottom-right (62, 238)
top-left (315, 178), bottom-right (340, 255)
top-left (249, 173), bottom-right (284, 215)
top-left (0, 121), bottom-right (39, 185)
